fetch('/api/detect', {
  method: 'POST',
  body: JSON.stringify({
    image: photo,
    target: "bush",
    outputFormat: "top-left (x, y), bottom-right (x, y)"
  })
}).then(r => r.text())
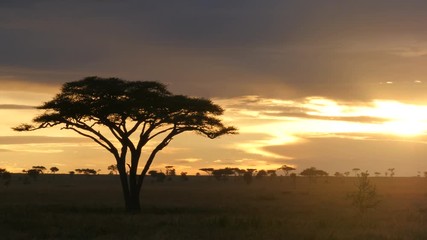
top-left (347, 171), bottom-right (380, 214)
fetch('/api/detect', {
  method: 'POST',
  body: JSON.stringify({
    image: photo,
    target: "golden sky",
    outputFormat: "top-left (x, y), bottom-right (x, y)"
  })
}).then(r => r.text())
top-left (2, 1), bottom-right (427, 175)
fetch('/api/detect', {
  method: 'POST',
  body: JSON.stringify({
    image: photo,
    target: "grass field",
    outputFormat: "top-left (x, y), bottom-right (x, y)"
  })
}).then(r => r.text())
top-left (1, 174), bottom-right (427, 239)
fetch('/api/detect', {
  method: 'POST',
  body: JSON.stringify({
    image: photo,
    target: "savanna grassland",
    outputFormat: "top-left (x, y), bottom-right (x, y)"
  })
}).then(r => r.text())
top-left (1, 174), bottom-right (427, 240)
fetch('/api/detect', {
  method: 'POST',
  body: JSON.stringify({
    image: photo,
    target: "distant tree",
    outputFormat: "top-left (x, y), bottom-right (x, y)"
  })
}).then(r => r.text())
top-left (0, 169), bottom-right (12, 186)
top-left (266, 170), bottom-right (277, 177)
top-left (165, 166), bottom-right (176, 177)
top-left (256, 170), bottom-right (267, 179)
top-left (300, 167), bottom-right (328, 177)
top-left (26, 169), bottom-right (40, 180)
top-left (2, 171), bottom-right (11, 186)
top-left (352, 168), bottom-right (360, 176)
top-left (180, 172), bottom-right (189, 181)
top-left (246, 169), bottom-right (257, 175)
top-left (199, 168), bottom-right (214, 176)
top-left (50, 167), bottom-right (59, 174)
top-left (13, 77), bottom-right (236, 212)
top-left (424, 172), bottom-right (427, 178)
top-left (344, 171), bottom-right (350, 177)
top-left (32, 166), bottom-right (46, 174)
top-left (334, 172), bottom-right (344, 177)
top-left (234, 168), bottom-right (247, 177)
top-left (300, 167), bottom-right (328, 183)
top-left (212, 168), bottom-right (235, 181)
top-left (148, 170), bottom-right (166, 182)
top-left (107, 164), bottom-right (118, 175)
top-left (69, 171), bottom-right (75, 177)
top-left (75, 168), bottom-right (97, 175)
top-left (195, 172), bottom-right (201, 177)
top-left (374, 172), bottom-right (381, 177)
top-left (388, 168), bottom-right (395, 177)
top-left (278, 165), bottom-right (296, 176)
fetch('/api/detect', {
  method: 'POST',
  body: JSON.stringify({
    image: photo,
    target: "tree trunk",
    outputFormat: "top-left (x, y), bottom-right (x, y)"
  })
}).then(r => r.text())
top-left (127, 175), bottom-right (141, 213)
top-left (117, 160), bottom-right (141, 213)
top-left (124, 191), bottom-right (141, 213)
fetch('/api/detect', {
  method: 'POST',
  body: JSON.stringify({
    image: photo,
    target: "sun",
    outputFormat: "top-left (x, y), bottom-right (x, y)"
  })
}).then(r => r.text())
top-left (382, 120), bottom-right (426, 136)
top-left (372, 100), bottom-right (427, 137)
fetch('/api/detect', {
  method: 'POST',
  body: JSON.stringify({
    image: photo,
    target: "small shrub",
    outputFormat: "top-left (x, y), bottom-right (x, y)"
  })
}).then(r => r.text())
top-left (347, 171), bottom-right (380, 214)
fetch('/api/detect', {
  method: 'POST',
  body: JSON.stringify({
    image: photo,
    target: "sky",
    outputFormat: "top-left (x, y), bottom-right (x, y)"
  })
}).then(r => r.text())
top-left (2, 1), bottom-right (427, 176)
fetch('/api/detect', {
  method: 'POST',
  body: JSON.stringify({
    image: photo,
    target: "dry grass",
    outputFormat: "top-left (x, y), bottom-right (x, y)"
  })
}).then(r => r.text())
top-left (1, 175), bottom-right (427, 239)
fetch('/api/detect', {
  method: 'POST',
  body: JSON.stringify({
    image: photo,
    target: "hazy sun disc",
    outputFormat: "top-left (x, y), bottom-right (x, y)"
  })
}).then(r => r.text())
top-left (381, 120), bottom-right (427, 136)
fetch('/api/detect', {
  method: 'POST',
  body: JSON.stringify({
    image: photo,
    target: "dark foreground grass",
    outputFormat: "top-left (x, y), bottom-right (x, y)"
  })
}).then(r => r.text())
top-left (1, 175), bottom-right (427, 239)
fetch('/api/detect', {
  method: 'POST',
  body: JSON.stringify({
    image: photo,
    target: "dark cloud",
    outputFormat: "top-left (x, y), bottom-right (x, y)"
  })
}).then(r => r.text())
top-left (2, 1), bottom-right (427, 100)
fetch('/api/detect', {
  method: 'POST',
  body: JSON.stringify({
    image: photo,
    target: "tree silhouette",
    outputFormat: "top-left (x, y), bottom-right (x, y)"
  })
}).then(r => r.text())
top-left (107, 164), bottom-right (118, 175)
top-left (13, 77), bottom-right (236, 212)
top-left (180, 172), bottom-right (189, 181)
top-left (32, 166), bottom-right (46, 174)
top-left (212, 168), bottom-right (235, 181)
top-left (300, 167), bottom-right (328, 183)
top-left (347, 171), bottom-right (380, 214)
top-left (300, 167), bottom-right (328, 177)
top-left (0, 169), bottom-right (11, 186)
top-left (388, 168), bottom-right (395, 177)
top-left (165, 166), bottom-right (176, 177)
top-left (352, 168), bottom-right (360, 177)
top-left (75, 168), bottom-right (97, 175)
top-left (148, 170), bottom-right (166, 182)
top-left (50, 167), bottom-right (59, 174)
top-left (25, 169), bottom-right (40, 180)
top-left (199, 168), bottom-right (214, 176)
top-left (266, 170), bottom-right (277, 177)
top-left (278, 165), bottom-right (296, 176)
top-left (256, 170), bottom-right (267, 179)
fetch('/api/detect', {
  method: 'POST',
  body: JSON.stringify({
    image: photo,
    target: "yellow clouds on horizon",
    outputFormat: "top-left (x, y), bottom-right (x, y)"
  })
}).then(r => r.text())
top-left (215, 96), bottom-right (427, 160)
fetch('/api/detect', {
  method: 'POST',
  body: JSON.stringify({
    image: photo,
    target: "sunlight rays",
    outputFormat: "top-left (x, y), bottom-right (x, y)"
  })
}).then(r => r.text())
top-left (219, 96), bottom-right (427, 159)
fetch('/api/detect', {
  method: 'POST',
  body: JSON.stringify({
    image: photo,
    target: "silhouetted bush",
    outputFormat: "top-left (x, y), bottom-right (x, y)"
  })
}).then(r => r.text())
top-left (347, 171), bottom-right (380, 214)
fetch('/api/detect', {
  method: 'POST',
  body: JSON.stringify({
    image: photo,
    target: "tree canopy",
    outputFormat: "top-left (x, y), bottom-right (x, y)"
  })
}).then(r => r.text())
top-left (14, 76), bottom-right (237, 212)
top-left (300, 167), bottom-right (328, 177)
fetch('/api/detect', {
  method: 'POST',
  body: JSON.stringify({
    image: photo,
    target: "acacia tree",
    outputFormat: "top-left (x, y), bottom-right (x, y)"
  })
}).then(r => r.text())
top-left (107, 164), bottom-right (118, 175)
top-left (13, 77), bottom-right (236, 212)
top-left (50, 166), bottom-right (59, 174)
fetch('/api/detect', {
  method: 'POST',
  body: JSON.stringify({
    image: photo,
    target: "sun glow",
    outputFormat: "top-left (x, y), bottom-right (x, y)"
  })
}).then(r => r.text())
top-left (305, 98), bottom-right (427, 137)
top-left (218, 96), bottom-right (427, 159)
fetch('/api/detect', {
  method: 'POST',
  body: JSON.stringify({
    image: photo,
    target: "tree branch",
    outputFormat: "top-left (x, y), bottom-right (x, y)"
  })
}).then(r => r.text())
top-left (65, 126), bottom-right (114, 153)
top-left (137, 128), bottom-right (177, 189)
top-left (147, 126), bottom-right (175, 141)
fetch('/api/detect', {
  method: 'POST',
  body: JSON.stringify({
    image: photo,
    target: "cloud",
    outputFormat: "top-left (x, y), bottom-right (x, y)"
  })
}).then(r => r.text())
top-left (1, 1), bottom-right (427, 101)
top-left (0, 136), bottom-right (90, 145)
top-left (0, 104), bottom-right (35, 109)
